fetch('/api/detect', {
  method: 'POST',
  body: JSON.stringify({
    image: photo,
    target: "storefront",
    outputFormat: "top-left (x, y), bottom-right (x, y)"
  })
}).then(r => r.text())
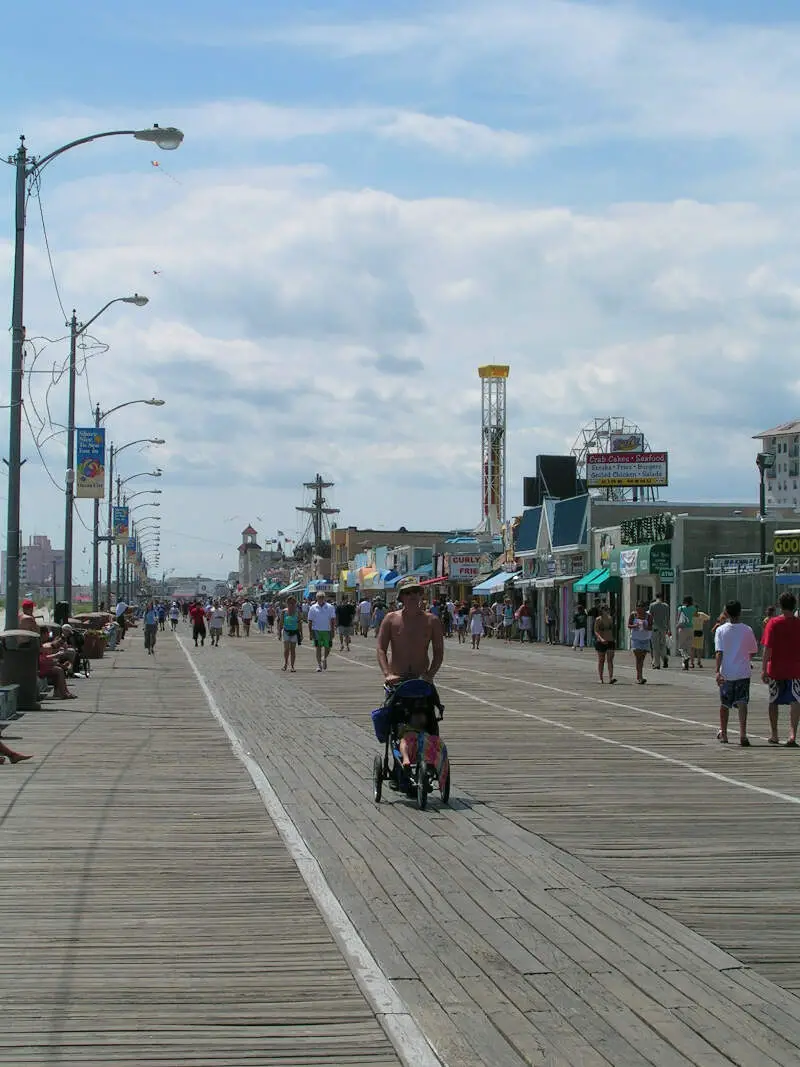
top-left (603, 542), bottom-right (670, 648)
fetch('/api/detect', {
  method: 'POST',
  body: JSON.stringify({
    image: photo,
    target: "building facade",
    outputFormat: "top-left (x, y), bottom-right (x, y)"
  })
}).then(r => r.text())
top-left (755, 421), bottom-right (800, 507)
top-left (1, 534), bottom-right (65, 592)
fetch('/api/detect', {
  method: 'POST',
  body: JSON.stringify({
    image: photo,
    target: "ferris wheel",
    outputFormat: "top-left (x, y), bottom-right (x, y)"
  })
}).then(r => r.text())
top-left (571, 416), bottom-right (659, 502)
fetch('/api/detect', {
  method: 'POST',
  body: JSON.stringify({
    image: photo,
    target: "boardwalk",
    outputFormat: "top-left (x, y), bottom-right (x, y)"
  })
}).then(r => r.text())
top-left (0, 636), bottom-right (400, 1066)
top-left (4, 623), bottom-right (800, 1066)
top-left (199, 624), bottom-right (800, 1067)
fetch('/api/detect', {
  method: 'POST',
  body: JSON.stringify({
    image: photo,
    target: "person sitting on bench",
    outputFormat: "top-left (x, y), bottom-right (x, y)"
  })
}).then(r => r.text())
top-left (38, 646), bottom-right (76, 700)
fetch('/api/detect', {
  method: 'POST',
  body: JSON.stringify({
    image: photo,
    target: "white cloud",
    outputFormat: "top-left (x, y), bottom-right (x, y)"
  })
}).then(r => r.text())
top-left (236, 1), bottom-right (800, 146)
top-left (10, 157), bottom-right (799, 578)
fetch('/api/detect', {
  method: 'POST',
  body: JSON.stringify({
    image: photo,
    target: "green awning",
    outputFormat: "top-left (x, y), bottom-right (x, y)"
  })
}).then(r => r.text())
top-left (608, 543), bottom-right (671, 578)
top-left (586, 568), bottom-right (621, 593)
top-left (573, 568), bottom-right (604, 592)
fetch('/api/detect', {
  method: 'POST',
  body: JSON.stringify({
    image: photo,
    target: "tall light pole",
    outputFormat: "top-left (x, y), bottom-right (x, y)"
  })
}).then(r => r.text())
top-left (5, 125), bottom-right (182, 626)
top-left (117, 474), bottom-right (162, 601)
top-left (106, 447), bottom-right (163, 608)
top-left (63, 295), bottom-right (149, 614)
top-left (757, 451), bottom-right (776, 565)
top-left (91, 406), bottom-right (164, 609)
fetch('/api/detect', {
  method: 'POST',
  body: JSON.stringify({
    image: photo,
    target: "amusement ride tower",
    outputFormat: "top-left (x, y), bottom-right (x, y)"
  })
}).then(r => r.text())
top-left (476, 365), bottom-right (509, 535)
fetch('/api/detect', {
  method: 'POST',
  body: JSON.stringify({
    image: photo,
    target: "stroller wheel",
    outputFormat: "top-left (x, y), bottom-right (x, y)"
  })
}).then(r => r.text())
top-left (441, 765), bottom-right (451, 805)
top-left (372, 754), bottom-right (383, 803)
top-left (416, 758), bottom-right (428, 811)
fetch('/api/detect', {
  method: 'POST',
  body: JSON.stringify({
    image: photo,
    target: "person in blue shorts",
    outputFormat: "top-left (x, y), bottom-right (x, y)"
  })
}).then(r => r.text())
top-left (714, 600), bottom-right (758, 746)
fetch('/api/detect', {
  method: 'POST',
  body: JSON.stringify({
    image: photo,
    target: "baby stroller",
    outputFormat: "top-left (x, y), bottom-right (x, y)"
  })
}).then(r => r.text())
top-left (371, 679), bottom-right (450, 810)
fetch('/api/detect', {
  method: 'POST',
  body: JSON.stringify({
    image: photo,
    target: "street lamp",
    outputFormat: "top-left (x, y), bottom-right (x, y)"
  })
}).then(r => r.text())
top-left (105, 441), bottom-right (164, 607)
top-left (5, 126), bottom-right (182, 624)
top-left (62, 296), bottom-right (150, 614)
top-left (113, 471), bottom-right (163, 601)
top-left (756, 451), bottom-right (776, 565)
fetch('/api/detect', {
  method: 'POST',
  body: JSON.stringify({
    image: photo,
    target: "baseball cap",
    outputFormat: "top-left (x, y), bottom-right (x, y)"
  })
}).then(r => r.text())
top-left (21, 598), bottom-right (34, 609)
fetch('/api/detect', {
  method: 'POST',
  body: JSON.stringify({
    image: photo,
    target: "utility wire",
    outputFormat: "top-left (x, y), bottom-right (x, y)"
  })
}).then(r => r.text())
top-left (30, 173), bottom-right (68, 322)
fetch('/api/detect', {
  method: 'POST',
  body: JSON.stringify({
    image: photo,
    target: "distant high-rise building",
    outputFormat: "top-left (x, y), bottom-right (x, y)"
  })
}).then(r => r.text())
top-left (754, 421), bottom-right (800, 508)
top-left (1, 534), bottom-right (65, 590)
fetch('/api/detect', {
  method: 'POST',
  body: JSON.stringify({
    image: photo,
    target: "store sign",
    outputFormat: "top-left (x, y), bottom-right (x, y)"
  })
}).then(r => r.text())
top-left (639, 542), bottom-right (672, 575)
top-left (774, 533), bottom-right (800, 557)
top-left (659, 568), bottom-right (675, 583)
top-left (586, 452), bottom-right (668, 488)
top-left (448, 554), bottom-right (480, 580)
top-left (707, 555), bottom-right (761, 575)
top-left (610, 433), bottom-right (644, 453)
top-left (621, 514), bottom-right (674, 545)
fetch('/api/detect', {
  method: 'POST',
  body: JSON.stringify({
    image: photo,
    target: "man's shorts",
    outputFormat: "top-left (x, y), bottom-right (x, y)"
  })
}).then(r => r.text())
top-left (339, 626), bottom-right (353, 638)
top-left (719, 678), bottom-right (751, 709)
top-left (313, 631), bottom-right (332, 649)
top-left (768, 678), bottom-right (800, 705)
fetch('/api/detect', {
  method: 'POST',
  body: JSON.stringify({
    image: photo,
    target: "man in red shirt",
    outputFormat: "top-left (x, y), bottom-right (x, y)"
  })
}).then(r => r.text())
top-left (189, 600), bottom-right (207, 647)
top-left (761, 591), bottom-right (800, 746)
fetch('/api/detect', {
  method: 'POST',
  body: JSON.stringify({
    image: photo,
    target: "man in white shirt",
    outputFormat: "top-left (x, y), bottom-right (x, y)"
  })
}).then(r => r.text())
top-left (714, 599), bottom-right (758, 746)
top-left (358, 597), bottom-right (371, 637)
top-left (240, 599), bottom-right (254, 637)
top-left (208, 600), bottom-right (226, 647)
top-left (308, 591), bottom-right (337, 672)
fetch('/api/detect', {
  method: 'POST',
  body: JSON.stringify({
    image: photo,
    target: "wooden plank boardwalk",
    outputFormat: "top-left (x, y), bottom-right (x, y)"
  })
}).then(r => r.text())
top-left (0, 633), bottom-right (400, 1066)
top-left (183, 622), bottom-right (800, 1067)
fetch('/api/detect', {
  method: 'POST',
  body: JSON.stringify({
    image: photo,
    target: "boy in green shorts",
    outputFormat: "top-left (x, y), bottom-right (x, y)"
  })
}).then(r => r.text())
top-left (308, 591), bottom-right (337, 672)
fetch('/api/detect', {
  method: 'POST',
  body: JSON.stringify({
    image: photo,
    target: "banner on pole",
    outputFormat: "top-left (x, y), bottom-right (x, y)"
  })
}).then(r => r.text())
top-left (112, 506), bottom-right (129, 545)
top-left (76, 428), bottom-right (106, 498)
top-left (127, 536), bottom-right (136, 561)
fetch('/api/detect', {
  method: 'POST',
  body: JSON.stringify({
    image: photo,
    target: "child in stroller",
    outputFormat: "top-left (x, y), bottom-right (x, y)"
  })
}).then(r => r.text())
top-left (372, 678), bottom-right (450, 810)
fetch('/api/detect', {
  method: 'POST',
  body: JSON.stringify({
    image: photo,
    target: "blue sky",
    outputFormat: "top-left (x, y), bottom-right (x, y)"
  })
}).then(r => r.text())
top-left (3, 0), bottom-right (800, 579)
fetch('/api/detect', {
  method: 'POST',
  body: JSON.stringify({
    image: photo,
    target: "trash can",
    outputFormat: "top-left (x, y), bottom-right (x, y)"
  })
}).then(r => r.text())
top-left (0, 630), bottom-right (41, 711)
top-left (54, 601), bottom-right (70, 626)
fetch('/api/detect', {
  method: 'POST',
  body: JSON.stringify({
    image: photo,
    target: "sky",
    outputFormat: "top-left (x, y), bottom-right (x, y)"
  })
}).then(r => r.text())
top-left (3, 0), bottom-right (800, 580)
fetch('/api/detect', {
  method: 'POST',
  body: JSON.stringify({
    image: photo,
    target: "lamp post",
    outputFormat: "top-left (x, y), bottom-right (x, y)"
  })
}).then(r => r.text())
top-left (115, 473), bottom-right (163, 601)
top-left (123, 500), bottom-right (161, 601)
top-left (757, 451), bottom-right (776, 565)
top-left (105, 446), bottom-right (164, 608)
top-left (63, 295), bottom-right (149, 614)
top-left (92, 404), bottom-right (164, 609)
top-left (5, 125), bottom-right (182, 626)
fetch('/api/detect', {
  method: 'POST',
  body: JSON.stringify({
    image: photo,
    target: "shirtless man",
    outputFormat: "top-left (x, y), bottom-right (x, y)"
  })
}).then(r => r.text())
top-left (377, 578), bottom-right (444, 684)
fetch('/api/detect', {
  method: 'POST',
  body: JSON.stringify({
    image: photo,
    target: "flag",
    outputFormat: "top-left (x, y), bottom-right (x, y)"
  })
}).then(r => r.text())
top-left (277, 530), bottom-right (285, 537)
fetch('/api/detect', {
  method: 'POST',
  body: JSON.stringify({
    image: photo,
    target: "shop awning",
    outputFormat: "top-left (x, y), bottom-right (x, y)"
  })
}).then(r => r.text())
top-left (277, 580), bottom-right (303, 596)
top-left (472, 571), bottom-right (511, 595)
top-left (421, 576), bottom-right (448, 586)
top-left (534, 577), bottom-right (555, 588)
top-left (585, 568), bottom-right (621, 594)
top-left (573, 567), bottom-right (604, 592)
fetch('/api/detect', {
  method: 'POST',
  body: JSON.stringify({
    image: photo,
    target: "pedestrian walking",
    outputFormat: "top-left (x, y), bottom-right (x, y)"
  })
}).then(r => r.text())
top-left (336, 597), bottom-right (356, 651)
top-left (545, 605), bottom-right (557, 644)
top-left (279, 595), bottom-right (302, 671)
top-left (241, 599), bottom-right (254, 637)
top-left (469, 601), bottom-right (484, 649)
top-left (628, 602), bottom-right (653, 684)
top-left (189, 600), bottom-right (206, 647)
top-left (676, 596), bottom-right (697, 670)
top-left (266, 602), bottom-right (275, 633)
top-left (516, 600), bottom-right (533, 642)
top-left (572, 604), bottom-right (587, 651)
top-left (358, 597), bottom-right (371, 637)
top-left (648, 592), bottom-right (670, 669)
top-left (692, 609), bottom-right (710, 666)
top-left (169, 601), bottom-right (180, 631)
top-left (455, 603), bottom-right (468, 644)
top-left (208, 600), bottom-right (225, 647)
top-left (143, 601), bottom-right (158, 655)
top-left (594, 604), bottom-right (617, 684)
top-left (157, 603), bottom-right (167, 632)
top-left (308, 591), bottom-right (336, 671)
top-left (714, 600), bottom-right (758, 746)
top-left (502, 598), bottom-right (515, 643)
top-left (761, 591), bottom-right (800, 746)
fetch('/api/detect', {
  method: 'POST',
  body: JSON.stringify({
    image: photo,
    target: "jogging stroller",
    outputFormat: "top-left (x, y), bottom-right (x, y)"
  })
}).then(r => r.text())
top-left (371, 679), bottom-right (450, 810)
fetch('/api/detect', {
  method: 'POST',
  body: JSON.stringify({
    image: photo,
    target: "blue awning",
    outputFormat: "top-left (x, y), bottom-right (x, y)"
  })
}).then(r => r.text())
top-left (472, 571), bottom-right (511, 595)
